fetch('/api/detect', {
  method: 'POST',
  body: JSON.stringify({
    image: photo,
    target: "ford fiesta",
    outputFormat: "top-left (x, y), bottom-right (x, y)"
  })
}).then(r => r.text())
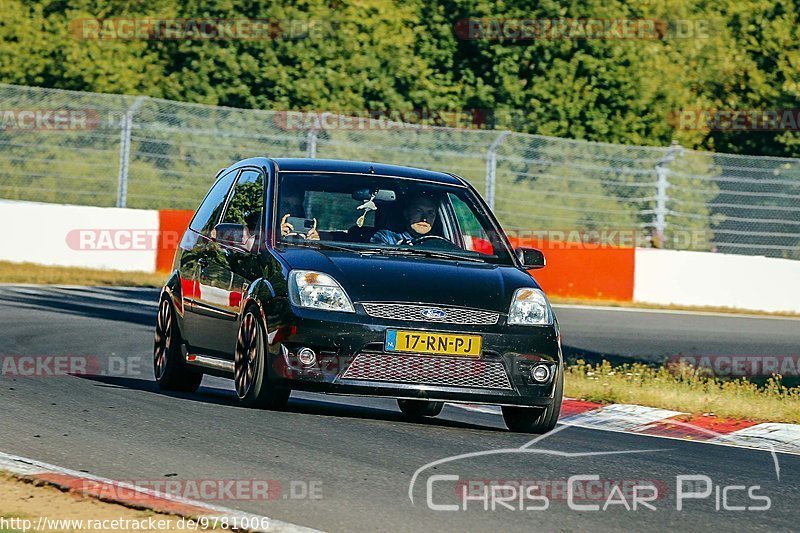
top-left (154, 158), bottom-right (563, 433)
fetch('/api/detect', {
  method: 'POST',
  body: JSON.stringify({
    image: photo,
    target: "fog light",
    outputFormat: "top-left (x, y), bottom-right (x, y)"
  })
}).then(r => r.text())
top-left (297, 347), bottom-right (316, 366)
top-left (531, 364), bottom-right (551, 383)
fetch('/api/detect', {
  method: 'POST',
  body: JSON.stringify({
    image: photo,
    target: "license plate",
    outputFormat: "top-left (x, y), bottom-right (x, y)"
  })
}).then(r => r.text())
top-left (385, 330), bottom-right (482, 357)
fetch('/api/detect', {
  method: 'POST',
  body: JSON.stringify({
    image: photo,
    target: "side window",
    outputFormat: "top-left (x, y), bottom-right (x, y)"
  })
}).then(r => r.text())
top-left (189, 168), bottom-right (239, 235)
top-left (448, 193), bottom-right (494, 255)
top-left (222, 169), bottom-right (265, 235)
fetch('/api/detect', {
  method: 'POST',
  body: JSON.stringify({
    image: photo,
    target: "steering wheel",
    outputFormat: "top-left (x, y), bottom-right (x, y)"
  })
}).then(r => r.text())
top-left (408, 235), bottom-right (460, 249)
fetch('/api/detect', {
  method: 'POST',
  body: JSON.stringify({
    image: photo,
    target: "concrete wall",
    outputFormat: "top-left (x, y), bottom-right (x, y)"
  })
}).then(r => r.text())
top-left (0, 200), bottom-right (159, 272)
top-left (634, 248), bottom-right (800, 313)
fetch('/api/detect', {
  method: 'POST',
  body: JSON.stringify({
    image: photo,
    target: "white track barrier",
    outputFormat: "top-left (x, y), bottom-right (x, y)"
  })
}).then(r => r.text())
top-left (634, 248), bottom-right (800, 313)
top-left (0, 199), bottom-right (158, 272)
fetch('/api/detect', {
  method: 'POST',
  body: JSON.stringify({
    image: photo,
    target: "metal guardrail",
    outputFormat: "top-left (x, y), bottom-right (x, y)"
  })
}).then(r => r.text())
top-left (1, 83), bottom-right (798, 259)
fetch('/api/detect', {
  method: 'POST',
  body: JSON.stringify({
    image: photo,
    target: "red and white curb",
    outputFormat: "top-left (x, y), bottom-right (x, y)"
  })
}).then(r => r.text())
top-left (454, 399), bottom-right (800, 455)
top-left (0, 452), bottom-right (319, 533)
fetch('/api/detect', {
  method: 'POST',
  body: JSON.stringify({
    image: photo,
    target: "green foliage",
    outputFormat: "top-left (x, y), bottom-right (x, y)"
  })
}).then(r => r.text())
top-left (2, 0), bottom-right (799, 257)
top-left (2, 0), bottom-right (800, 156)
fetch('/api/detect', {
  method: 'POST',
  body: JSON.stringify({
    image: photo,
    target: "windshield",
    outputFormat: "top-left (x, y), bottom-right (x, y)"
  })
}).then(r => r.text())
top-left (274, 172), bottom-right (513, 263)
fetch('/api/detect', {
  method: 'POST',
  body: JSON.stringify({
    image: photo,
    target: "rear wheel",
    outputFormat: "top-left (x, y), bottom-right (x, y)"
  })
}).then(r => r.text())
top-left (153, 298), bottom-right (202, 392)
top-left (235, 307), bottom-right (290, 410)
top-left (397, 399), bottom-right (444, 418)
top-left (502, 364), bottom-right (564, 433)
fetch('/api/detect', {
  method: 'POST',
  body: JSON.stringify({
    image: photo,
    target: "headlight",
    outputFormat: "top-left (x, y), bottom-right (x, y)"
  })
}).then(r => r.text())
top-left (508, 288), bottom-right (552, 326)
top-left (288, 270), bottom-right (355, 313)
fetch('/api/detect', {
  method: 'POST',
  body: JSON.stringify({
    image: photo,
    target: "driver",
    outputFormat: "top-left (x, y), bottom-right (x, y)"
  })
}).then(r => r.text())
top-left (279, 188), bottom-right (319, 240)
top-left (371, 193), bottom-right (438, 245)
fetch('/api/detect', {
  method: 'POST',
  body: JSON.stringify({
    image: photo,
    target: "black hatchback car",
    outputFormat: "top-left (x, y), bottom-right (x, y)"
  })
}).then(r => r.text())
top-left (154, 158), bottom-right (563, 433)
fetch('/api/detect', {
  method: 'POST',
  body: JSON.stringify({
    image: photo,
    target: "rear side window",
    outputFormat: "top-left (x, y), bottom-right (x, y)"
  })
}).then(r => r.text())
top-left (189, 168), bottom-right (239, 235)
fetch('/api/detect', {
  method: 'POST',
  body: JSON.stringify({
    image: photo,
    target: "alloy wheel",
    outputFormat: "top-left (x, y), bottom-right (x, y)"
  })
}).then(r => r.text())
top-left (235, 312), bottom-right (260, 398)
top-left (153, 299), bottom-right (172, 380)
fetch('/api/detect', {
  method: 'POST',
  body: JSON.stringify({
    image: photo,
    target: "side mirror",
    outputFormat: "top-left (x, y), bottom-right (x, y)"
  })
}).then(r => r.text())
top-left (516, 247), bottom-right (545, 269)
top-left (212, 223), bottom-right (247, 246)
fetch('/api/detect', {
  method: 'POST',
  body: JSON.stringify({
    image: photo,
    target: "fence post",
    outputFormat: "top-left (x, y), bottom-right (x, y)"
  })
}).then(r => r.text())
top-left (116, 96), bottom-right (148, 208)
top-left (653, 140), bottom-right (683, 242)
top-left (306, 129), bottom-right (318, 158)
top-left (485, 131), bottom-right (511, 211)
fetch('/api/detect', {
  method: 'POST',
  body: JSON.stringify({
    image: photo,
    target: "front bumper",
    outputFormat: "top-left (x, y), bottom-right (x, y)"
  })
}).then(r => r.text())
top-left (265, 301), bottom-right (562, 407)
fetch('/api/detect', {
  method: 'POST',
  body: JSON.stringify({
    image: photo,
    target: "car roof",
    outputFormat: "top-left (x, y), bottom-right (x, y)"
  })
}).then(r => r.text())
top-left (268, 158), bottom-right (465, 186)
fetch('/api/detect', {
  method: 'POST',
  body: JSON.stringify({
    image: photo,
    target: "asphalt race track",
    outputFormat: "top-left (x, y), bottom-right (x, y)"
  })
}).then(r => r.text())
top-left (0, 285), bottom-right (798, 531)
top-left (554, 304), bottom-right (800, 364)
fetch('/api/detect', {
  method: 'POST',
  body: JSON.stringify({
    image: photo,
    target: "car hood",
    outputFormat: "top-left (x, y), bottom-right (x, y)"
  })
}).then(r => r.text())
top-left (273, 247), bottom-right (541, 312)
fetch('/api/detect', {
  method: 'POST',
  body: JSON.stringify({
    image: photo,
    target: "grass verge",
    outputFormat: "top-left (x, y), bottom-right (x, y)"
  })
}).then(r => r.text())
top-left (0, 261), bottom-right (164, 287)
top-left (565, 360), bottom-right (800, 424)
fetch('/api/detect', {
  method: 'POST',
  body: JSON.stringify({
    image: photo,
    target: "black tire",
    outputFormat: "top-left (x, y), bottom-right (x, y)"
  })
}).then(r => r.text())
top-left (397, 399), bottom-right (444, 418)
top-left (153, 297), bottom-right (203, 392)
top-left (502, 364), bottom-right (564, 433)
top-left (235, 307), bottom-right (290, 410)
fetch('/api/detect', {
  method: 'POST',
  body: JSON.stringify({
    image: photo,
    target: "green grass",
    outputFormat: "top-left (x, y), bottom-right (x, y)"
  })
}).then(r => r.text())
top-left (566, 360), bottom-right (800, 423)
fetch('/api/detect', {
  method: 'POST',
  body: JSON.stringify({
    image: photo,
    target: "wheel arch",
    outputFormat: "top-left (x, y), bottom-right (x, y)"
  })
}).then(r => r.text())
top-left (242, 278), bottom-right (276, 332)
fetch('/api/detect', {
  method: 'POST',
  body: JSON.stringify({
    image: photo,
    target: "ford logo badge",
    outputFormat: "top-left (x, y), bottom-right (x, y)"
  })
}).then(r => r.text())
top-left (420, 308), bottom-right (447, 319)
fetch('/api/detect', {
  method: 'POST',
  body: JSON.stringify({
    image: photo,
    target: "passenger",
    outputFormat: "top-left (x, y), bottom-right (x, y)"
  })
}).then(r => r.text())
top-left (371, 193), bottom-right (438, 245)
top-left (279, 188), bottom-right (319, 240)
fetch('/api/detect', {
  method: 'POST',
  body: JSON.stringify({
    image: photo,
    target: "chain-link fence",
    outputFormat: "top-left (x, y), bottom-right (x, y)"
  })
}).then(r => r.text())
top-left (1, 83), bottom-right (799, 259)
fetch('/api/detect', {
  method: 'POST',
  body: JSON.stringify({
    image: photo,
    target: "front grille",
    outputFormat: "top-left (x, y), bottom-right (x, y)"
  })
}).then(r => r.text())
top-left (361, 302), bottom-right (499, 325)
top-left (340, 354), bottom-right (513, 390)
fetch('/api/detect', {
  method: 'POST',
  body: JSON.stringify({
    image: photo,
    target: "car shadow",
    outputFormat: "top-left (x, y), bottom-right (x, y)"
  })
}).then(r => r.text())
top-left (76, 374), bottom-right (507, 433)
top-left (561, 344), bottom-right (660, 366)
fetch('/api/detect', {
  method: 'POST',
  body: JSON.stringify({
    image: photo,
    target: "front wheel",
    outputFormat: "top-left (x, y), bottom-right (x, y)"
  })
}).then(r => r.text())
top-left (235, 307), bottom-right (290, 410)
top-left (397, 399), bottom-right (444, 418)
top-left (502, 365), bottom-right (564, 433)
top-left (153, 298), bottom-right (202, 392)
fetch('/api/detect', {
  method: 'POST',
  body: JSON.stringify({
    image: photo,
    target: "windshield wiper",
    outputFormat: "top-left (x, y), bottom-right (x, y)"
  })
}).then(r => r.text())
top-left (281, 241), bottom-right (486, 263)
top-left (278, 240), bottom-right (361, 254)
top-left (366, 247), bottom-right (485, 263)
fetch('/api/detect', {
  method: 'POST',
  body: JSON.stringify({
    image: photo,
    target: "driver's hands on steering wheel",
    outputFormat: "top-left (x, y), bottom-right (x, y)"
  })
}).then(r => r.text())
top-left (399, 235), bottom-right (459, 250)
top-left (409, 235), bottom-right (452, 245)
